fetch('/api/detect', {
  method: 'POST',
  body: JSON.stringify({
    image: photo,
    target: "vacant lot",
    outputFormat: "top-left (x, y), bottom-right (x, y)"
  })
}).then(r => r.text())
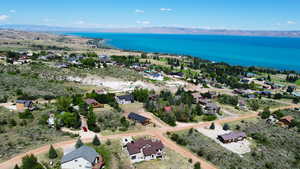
top-left (171, 118), bottom-right (300, 169)
top-left (0, 106), bottom-right (72, 162)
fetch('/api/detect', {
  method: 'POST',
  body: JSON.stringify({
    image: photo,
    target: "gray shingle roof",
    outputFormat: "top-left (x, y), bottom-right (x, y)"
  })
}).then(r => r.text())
top-left (61, 145), bottom-right (99, 164)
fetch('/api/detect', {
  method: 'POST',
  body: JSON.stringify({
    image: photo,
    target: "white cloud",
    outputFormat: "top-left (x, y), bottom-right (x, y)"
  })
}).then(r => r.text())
top-left (136, 20), bottom-right (151, 25)
top-left (135, 9), bottom-right (144, 13)
top-left (0, 15), bottom-right (9, 21)
top-left (43, 18), bottom-right (55, 22)
top-left (160, 8), bottom-right (172, 12)
top-left (9, 10), bottom-right (16, 13)
top-left (75, 20), bottom-right (85, 25)
top-left (287, 21), bottom-right (296, 25)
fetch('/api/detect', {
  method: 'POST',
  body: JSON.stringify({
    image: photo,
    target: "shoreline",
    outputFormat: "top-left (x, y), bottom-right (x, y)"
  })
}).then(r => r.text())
top-left (68, 33), bottom-right (300, 74)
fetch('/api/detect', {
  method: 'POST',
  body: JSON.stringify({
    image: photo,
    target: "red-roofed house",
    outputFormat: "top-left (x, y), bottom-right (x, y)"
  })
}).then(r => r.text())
top-left (164, 106), bottom-right (172, 112)
top-left (85, 99), bottom-right (104, 108)
top-left (125, 138), bottom-right (164, 163)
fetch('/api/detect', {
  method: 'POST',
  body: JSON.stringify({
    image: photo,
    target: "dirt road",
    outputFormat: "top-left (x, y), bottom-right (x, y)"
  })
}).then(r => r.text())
top-left (1, 104), bottom-right (299, 169)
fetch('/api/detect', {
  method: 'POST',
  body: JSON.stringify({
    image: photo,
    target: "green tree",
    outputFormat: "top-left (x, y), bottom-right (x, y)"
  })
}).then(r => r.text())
top-left (194, 162), bottom-right (201, 169)
top-left (87, 108), bottom-right (97, 131)
top-left (14, 164), bottom-right (20, 169)
top-left (48, 145), bottom-right (58, 159)
top-left (75, 138), bottom-right (83, 149)
top-left (248, 99), bottom-right (260, 111)
top-left (20, 154), bottom-right (44, 169)
top-left (92, 135), bottom-right (101, 146)
top-left (223, 123), bottom-right (230, 131)
top-left (56, 96), bottom-right (72, 112)
top-left (209, 122), bottom-right (215, 130)
top-left (260, 107), bottom-right (271, 119)
top-left (133, 88), bottom-right (149, 103)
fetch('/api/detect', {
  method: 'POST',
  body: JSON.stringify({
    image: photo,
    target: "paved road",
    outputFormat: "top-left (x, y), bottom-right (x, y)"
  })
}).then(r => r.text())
top-left (1, 104), bottom-right (299, 169)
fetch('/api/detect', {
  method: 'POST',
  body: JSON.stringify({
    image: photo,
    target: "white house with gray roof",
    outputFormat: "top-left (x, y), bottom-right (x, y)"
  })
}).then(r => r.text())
top-left (61, 146), bottom-right (104, 169)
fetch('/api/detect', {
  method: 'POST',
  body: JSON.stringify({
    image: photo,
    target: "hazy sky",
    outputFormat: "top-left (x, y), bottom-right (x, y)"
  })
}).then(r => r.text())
top-left (0, 0), bottom-right (299, 30)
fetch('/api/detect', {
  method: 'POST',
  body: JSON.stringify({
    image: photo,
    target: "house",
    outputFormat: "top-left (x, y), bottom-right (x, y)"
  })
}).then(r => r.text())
top-left (128, 113), bottom-right (150, 125)
top-left (204, 103), bottom-right (221, 115)
top-left (95, 89), bottom-right (107, 95)
top-left (121, 137), bottom-right (134, 148)
top-left (47, 113), bottom-right (56, 128)
top-left (246, 72), bottom-right (256, 78)
top-left (234, 89), bottom-right (246, 95)
top-left (126, 138), bottom-right (164, 163)
top-left (256, 91), bottom-right (272, 96)
top-left (55, 63), bottom-right (69, 68)
top-left (99, 55), bottom-right (111, 63)
top-left (145, 73), bottom-right (164, 81)
top-left (217, 132), bottom-right (247, 144)
top-left (164, 106), bottom-right (172, 112)
top-left (292, 91), bottom-right (300, 97)
top-left (85, 99), bottom-right (104, 108)
top-left (237, 99), bottom-right (247, 110)
top-left (169, 72), bottom-right (184, 78)
top-left (201, 91), bottom-right (218, 99)
top-left (278, 115), bottom-right (294, 126)
top-left (115, 95), bottom-right (134, 104)
top-left (61, 146), bottom-right (104, 169)
top-left (16, 100), bottom-right (33, 112)
top-left (266, 115), bottom-right (278, 125)
top-left (246, 94), bottom-right (256, 99)
top-left (192, 93), bottom-right (203, 104)
top-left (198, 99), bottom-right (211, 106)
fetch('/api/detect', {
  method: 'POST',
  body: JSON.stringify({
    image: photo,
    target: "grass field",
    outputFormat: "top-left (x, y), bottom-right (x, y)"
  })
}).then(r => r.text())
top-left (296, 79), bottom-right (300, 86)
top-left (134, 148), bottom-right (193, 169)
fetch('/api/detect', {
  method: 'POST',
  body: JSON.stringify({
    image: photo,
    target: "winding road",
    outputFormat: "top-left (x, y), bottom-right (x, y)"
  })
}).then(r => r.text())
top-left (0, 104), bottom-right (299, 169)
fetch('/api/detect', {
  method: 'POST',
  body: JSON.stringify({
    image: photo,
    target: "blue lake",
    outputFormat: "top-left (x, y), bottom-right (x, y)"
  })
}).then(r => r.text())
top-left (68, 32), bottom-right (300, 72)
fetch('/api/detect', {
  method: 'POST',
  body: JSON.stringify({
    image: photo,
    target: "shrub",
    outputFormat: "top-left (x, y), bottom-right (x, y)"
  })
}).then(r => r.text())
top-left (75, 138), bottom-right (83, 149)
top-left (260, 107), bottom-right (271, 119)
top-left (48, 145), bottom-right (58, 159)
top-left (20, 154), bottom-right (44, 169)
top-left (92, 135), bottom-right (101, 146)
top-left (106, 139), bottom-right (111, 145)
top-left (223, 123), bottom-right (230, 131)
top-left (194, 162), bottom-right (201, 169)
top-left (18, 110), bottom-right (34, 119)
top-left (202, 115), bottom-right (217, 121)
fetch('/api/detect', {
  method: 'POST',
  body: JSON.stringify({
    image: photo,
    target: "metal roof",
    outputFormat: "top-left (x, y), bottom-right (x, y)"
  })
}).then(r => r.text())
top-left (61, 145), bottom-right (99, 164)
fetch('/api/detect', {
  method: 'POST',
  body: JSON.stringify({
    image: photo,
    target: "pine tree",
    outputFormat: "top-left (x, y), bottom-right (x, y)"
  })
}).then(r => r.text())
top-left (194, 162), bottom-right (201, 169)
top-left (223, 123), bottom-right (230, 131)
top-left (209, 123), bottom-right (215, 130)
top-left (14, 164), bottom-right (20, 169)
top-left (92, 135), bottom-right (101, 146)
top-left (75, 138), bottom-right (84, 149)
top-left (48, 145), bottom-right (58, 159)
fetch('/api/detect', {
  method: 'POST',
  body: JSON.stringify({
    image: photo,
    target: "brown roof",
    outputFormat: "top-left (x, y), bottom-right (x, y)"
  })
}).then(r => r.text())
top-left (85, 99), bottom-right (99, 105)
top-left (280, 115), bottom-right (294, 123)
top-left (126, 138), bottom-right (164, 156)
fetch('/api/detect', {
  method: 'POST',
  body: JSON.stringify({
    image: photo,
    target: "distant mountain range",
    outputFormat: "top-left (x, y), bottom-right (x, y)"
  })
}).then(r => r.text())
top-left (1, 24), bottom-right (300, 37)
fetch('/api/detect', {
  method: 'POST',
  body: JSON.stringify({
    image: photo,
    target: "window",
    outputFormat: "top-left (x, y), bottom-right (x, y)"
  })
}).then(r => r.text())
top-left (131, 155), bottom-right (136, 160)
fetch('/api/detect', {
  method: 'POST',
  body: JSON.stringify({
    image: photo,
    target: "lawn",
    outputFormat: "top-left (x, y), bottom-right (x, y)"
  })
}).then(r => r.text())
top-left (91, 139), bottom-right (193, 169)
top-left (296, 79), bottom-right (300, 86)
top-left (90, 140), bottom-right (132, 169)
top-left (134, 148), bottom-right (193, 169)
